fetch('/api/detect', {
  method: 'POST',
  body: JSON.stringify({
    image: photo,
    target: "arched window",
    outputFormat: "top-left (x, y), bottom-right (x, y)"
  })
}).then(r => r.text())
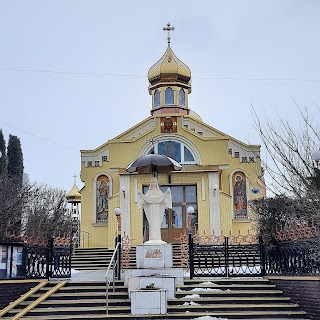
top-left (232, 171), bottom-right (248, 220)
top-left (149, 140), bottom-right (196, 164)
top-left (179, 89), bottom-right (185, 106)
top-left (165, 87), bottom-right (174, 105)
top-left (154, 89), bottom-right (160, 108)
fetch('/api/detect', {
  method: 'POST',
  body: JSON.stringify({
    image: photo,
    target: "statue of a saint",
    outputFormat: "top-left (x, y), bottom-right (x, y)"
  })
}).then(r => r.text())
top-left (137, 177), bottom-right (172, 244)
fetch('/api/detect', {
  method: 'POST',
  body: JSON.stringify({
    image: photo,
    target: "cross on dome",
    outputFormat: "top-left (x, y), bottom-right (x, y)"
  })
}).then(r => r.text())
top-left (163, 23), bottom-right (174, 44)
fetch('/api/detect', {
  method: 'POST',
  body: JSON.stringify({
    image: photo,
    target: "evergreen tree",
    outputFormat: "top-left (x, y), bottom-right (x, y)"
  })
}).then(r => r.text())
top-left (0, 129), bottom-right (7, 180)
top-left (7, 134), bottom-right (24, 185)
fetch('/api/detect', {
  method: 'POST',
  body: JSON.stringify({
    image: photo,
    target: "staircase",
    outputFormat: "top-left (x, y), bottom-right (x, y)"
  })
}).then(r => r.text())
top-left (1, 277), bottom-right (309, 319)
top-left (72, 243), bottom-right (182, 270)
top-left (71, 247), bottom-right (136, 270)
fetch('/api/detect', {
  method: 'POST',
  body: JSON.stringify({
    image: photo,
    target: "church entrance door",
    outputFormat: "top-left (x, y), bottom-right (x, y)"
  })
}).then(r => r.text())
top-left (143, 185), bottom-right (197, 243)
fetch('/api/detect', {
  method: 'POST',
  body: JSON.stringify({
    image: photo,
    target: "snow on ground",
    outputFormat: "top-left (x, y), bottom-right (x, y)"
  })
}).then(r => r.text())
top-left (200, 281), bottom-right (216, 285)
top-left (191, 287), bottom-right (222, 292)
top-left (71, 268), bottom-right (82, 275)
top-left (183, 294), bottom-right (201, 299)
top-left (182, 301), bottom-right (200, 306)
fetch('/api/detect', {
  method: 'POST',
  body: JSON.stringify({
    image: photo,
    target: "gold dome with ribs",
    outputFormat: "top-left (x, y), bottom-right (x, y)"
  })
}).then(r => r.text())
top-left (66, 178), bottom-right (81, 203)
top-left (148, 44), bottom-right (191, 85)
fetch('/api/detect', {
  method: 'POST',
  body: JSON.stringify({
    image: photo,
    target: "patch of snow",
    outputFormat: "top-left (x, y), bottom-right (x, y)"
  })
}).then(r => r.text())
top-left (183, 294), bottom-right (201, 299)
top-left (200, 281), bottom-right (215, 285)
top-left (191, 287), bottom-right (222, 292)
top-left (71, 268), bottom-right (82, 274)
top-left (182, 301), bottom-right (200, 306)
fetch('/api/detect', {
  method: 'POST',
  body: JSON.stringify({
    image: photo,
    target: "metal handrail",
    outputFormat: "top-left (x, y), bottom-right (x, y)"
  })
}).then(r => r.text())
top-left (105, 242), bottom-right (120, 315)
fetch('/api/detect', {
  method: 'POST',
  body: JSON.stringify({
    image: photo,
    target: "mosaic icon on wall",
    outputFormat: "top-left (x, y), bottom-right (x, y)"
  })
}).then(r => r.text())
top-left (161, 116), bottom-right (177, 133)
top-left (233, 172), bottom-right (248, 219)
top-left (96, 175), bottom-right (110, 223)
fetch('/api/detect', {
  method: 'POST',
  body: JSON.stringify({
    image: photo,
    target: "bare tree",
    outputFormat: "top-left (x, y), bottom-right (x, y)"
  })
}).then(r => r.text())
top-left (23, 184), bottom-right (72, 237)
top-left (250, 103), bottom-right (320, 242)
top-left (252, 103), bottom-right (320, 198)
top-left (0, 181), bottom-right (72, 242)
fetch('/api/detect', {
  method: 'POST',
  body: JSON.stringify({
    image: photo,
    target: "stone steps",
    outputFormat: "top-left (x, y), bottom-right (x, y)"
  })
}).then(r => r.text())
top-left (72, 244), bottom-right (182, 270)
top-left (1, 275), bottom-right (309, 319)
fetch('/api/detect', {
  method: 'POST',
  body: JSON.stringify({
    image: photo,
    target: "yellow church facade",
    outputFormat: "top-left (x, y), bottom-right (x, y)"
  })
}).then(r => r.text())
top-left (80, 26), bottom-right (264, 249)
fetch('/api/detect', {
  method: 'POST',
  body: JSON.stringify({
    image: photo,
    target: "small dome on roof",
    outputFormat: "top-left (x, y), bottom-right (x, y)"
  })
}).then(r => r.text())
top-left (189, 110), bottom-right (203, 122)
top-left (66, 181), bottom-right (81, 203)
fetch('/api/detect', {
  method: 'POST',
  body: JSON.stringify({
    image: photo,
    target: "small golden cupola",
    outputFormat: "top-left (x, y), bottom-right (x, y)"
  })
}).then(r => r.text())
top-left (148, 23), bottom-right (192, 115)
top-left (66, 175), bottom-right (81, 204)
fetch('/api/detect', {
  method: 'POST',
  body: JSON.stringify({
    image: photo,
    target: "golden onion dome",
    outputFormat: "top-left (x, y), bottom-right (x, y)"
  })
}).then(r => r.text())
top-left (148, 44), bottom-right (191, 86)
top-left (66, 183), bottom-right (81, 203)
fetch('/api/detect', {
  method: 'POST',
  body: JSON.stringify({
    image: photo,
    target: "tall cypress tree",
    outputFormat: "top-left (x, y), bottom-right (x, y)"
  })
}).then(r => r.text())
top-left (7, 134), bottom-right (24, 185)
top-left (0, 129), bottom-right (7, 180)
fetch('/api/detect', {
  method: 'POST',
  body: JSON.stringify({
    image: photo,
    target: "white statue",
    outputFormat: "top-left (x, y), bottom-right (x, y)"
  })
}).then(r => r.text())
top-left (137, 177), bottom-right (172, 245)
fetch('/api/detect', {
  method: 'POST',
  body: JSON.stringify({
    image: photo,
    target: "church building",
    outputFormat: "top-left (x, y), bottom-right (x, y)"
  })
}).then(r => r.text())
top-left (80, 24), bottom-right (264, 249)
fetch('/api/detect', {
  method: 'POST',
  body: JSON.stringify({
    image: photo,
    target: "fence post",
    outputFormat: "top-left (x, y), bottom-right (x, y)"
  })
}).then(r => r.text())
top-left (224, 236), bottom-right (229, 277)
top-left (47, 237), bottom-right (54, 279)
top-left (116, 234), bottom-right (121, 280)
top-left (188, 232), bottom-right (194, 279)
top-left (259, 235), bottom-right (266, 276)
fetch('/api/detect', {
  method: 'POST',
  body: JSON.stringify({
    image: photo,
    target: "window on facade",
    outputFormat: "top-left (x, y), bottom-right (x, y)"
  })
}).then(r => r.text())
top-left (165, 87), bottom-right (174, 105)
top-left (178, 89), bottom-right (185, 106)
top-left (242, 157), bottom-right (247, 163)
top-left (158, 141), bottom-right (181, 162)
top-left (87, 161), bottom-right (93, 167)
top-left (95, 161), bottom-right (100, 167)
top-left (102, 156), bottom-right (108, 162)
top-left (184, 146), bottom-right (194, 162)
top-left (234, 152), bottom-right (240, 158)
top-left (149, 140), bottom-right (196, 164)
top-left (154, 89), bottom-right (160, 108)
top-left (228, 149), bottom-right (232, 154)
top-left (249, 157), bottom-right (254, 162)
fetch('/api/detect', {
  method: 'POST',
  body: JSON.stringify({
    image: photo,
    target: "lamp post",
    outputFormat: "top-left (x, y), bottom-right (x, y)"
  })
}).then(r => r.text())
top-left (114, 208), bottom-right (122, 279)
top-left (114, 208), bottom-right (121, 243)
top-left (187, 206), bottom-right (194, 279)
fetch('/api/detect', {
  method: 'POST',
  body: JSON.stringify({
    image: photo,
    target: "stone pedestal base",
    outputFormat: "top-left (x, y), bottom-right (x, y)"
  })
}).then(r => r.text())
top-left (126, 243), bottom-right (185, 315)
top-left (136, 244), bottom-right (172, 269)
top-left (131, 289), bottom-right (167, 315)
top-left (128, 275), bottom-right (175, 299)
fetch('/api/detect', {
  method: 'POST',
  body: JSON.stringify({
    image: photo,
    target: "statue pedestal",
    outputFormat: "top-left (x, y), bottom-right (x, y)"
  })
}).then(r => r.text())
top-left (136, 244), bottom-right (172, 269)
top-left (124, 243), bottom-right (184, 315)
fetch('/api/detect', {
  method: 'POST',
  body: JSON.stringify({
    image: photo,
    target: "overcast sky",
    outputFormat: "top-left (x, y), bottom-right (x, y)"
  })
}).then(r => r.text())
top-left (1, 1), bottom-right (319, 192)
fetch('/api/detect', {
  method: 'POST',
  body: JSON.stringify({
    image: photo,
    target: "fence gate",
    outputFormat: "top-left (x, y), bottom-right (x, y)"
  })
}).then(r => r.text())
top-left (26, 238), bottom-right (71, 279)
top-left (189, 236), bottom-right (263, 278)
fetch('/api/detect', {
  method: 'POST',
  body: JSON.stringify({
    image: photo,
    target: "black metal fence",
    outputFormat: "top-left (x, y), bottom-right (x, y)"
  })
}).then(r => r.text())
top-left (262, 238), bottom-right (320, 276)
top-left (189, 236), bottom-right (263, 278)
top-left (189, 235), bottom-right (320, 278)
top-left (0, 239), bottom-right (71, 280)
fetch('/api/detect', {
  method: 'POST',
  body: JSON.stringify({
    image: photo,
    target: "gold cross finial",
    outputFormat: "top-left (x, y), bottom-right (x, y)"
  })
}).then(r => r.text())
top-left (163, 22), bottom-right (174, 44)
